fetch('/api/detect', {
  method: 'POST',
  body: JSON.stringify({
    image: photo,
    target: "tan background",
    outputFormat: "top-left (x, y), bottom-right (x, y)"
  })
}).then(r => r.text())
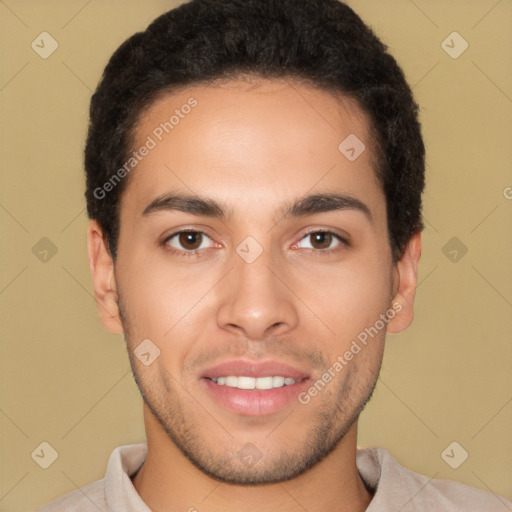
top-left (1, 0), bottom-right (511, 510)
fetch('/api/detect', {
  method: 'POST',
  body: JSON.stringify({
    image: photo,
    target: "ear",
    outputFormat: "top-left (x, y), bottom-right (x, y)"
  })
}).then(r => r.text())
top-left (86, 220), bottom-right (124, 334)
top-left (387, 231), bottom-right (422, 334)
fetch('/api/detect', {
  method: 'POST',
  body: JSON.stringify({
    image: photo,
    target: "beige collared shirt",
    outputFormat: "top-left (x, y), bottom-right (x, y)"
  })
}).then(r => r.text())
top-left (36, 443), bottom-right (511, 511)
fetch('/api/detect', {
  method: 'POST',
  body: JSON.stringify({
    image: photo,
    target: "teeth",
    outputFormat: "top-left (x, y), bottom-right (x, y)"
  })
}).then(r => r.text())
top-left (225, 376), bottom-right (238, 387)
top-left (255, 376), bottom-right (273, 390)
top-left (211, 376), bottom-right (297, 390)
top-left (237, 376), bottom-right (256, 389)
top-left (272, 376), bottom-right (285, 387)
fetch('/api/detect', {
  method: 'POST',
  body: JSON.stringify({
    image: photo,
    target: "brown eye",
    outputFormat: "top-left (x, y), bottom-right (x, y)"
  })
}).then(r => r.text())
top-left (178, 232), bottom-right (203, 250)
top-left (296, 230), bottom-right (345, 251)
top-left (310, 232), bottom-right (333, 249)
top-left (165, 231), bottom-right (213, 252)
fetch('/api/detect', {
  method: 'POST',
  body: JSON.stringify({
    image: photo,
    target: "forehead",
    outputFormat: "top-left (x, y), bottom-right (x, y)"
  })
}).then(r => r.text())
top-left (122, 77), bottom-right (384, 221)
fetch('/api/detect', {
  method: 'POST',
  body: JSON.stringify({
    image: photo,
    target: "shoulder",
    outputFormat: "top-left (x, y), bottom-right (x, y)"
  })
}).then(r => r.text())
top-left (35, 443), bottom-right (147, 512)
top-left (35, 479), bottom-right (106, 512)
top-left (357, 447), bottom-right (511, 512)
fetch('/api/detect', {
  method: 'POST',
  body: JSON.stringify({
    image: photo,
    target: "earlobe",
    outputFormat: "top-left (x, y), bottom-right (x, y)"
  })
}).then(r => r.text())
top-left (387, 232), bottom-right (422, 334)
top-left (86, 220), bottom-right (124, 335)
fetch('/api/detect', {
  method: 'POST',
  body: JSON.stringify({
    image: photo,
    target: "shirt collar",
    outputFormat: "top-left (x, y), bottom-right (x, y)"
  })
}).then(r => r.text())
top-left (105, 443), bottom-right (388, 511)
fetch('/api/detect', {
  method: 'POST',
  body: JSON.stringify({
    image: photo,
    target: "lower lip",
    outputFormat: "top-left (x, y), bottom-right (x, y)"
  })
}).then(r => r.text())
top-left (201, 378), bottom-right (310, 416)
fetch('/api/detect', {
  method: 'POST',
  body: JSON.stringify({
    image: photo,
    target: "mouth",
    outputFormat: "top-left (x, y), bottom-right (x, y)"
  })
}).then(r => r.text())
top-left (210, 375), bottom-right (302, 390)
top-left (200, 360), bottom-right (311, 416)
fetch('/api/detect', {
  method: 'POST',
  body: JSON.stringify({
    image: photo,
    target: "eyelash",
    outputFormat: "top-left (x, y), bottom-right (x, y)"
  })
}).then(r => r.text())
top-left (161, 229), bottom-right (349, 258)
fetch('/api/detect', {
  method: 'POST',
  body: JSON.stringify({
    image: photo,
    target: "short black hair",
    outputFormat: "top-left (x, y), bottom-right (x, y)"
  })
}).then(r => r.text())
top-left (85, 0), bottom-right (425, 263)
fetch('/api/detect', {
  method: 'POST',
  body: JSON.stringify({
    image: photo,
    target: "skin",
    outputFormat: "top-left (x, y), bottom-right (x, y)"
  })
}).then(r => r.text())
top-left (87, 77), bottom-right (421, 512)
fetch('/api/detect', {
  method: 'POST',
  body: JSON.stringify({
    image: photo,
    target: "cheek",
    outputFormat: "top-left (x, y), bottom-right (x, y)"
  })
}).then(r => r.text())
top-left (118, 253), bottom-right (208, 329)
top-left (292, 255), bottom-right (392, 342)
top-left (117, 261), bottom-right (221, 374)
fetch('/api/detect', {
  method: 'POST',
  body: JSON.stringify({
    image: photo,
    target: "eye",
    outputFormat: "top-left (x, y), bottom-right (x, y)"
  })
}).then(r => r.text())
top-left (165, 230), bottom-right (214, 252)
top-left (295, 230), bottom-right (346, 251)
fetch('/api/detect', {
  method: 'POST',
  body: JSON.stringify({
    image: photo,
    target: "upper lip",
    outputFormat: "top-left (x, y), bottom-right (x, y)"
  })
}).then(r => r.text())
top-left (201, 359), bottom-right (310, 380)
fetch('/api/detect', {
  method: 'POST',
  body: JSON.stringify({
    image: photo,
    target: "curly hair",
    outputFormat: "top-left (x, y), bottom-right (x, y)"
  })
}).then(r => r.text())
top-left (85, 0), bottom-right (425, 263)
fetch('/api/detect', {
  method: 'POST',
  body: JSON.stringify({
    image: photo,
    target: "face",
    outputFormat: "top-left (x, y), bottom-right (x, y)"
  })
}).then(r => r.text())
top-left (88, 77), bottom-right (420, 485)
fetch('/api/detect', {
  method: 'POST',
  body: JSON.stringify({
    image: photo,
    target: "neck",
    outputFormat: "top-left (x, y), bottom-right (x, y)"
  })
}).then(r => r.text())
top-left (132, 404), bottom-right (373, 512)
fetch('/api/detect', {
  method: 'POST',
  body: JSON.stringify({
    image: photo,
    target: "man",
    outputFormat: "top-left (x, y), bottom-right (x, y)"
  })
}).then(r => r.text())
top-left (38, 0), bottom-right (510, 510)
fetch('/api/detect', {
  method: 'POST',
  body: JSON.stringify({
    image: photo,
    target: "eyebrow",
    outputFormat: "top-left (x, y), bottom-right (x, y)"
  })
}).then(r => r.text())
top-left (142, 192), bottom-right (372, 223)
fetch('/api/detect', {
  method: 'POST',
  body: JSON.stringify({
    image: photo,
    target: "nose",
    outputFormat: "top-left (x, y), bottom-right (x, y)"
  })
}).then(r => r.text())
top-left (216, 248), bottom-right (299, 341)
